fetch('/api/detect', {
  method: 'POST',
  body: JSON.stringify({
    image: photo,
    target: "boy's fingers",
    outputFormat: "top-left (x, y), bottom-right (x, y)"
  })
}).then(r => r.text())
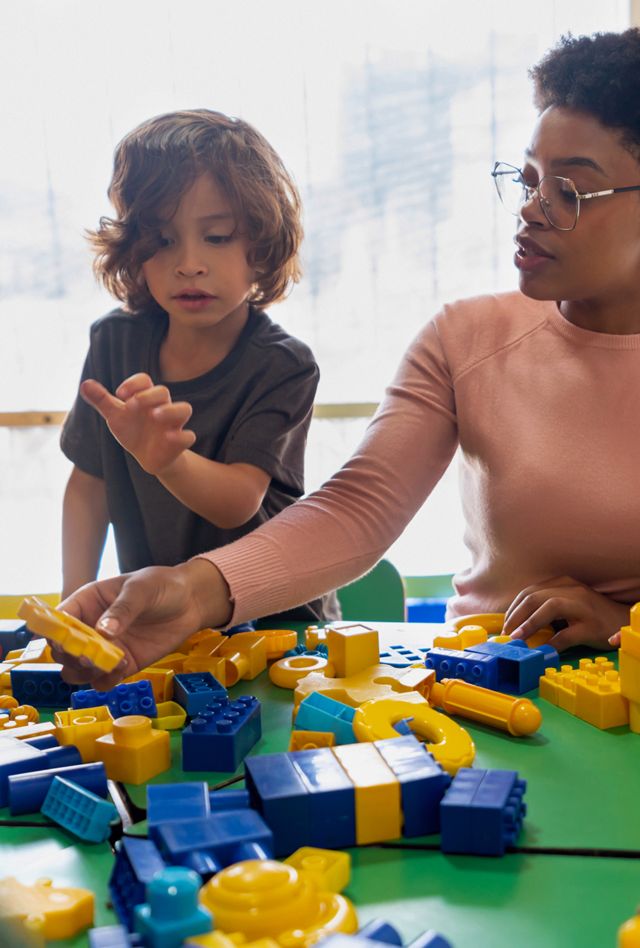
top-left (80, 380), bottom-right (125, 422)
top-left (133, 386), bottom-right (172, 410)
top-left (164, 428), bottom-right (197, 449)
top-left (152, 402), bottom-right (193, 426)
top-left (115, 373), bottom-right (155, 400)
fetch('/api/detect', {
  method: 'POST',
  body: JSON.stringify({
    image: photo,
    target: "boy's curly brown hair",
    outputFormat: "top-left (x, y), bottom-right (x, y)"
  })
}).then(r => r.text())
top-left (530, 28), bottom-right (640, 159)
top-left (89, 109), bottom-right (303, 312)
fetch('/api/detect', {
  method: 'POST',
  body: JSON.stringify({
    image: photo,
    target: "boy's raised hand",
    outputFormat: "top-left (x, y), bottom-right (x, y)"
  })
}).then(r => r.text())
top-left (81, 373), bottom-right (196, 476)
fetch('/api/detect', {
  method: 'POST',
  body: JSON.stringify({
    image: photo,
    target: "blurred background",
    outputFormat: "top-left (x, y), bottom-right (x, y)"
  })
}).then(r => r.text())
top-left (0, 0), bottom-right (631, 593)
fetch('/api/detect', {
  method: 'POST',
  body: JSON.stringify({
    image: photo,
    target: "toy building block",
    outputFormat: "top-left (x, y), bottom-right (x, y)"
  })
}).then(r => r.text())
top-left (0, 719), bottom-right (57, 740)
top-left (8, 760), bottom-right (108, 815)
top-left (433, 624), bottom-right (488, 651)
top-left (153, 701), bottom-right (187, 730)
top-left (0, 876), bottom-right (94, 940)
top-left (325, 624), bottom-right (380, 678)
top-left (150, 652), bottom-right (189, 673)
top-left (374, 734), bottom-right (451, 837)
top-left (293, 662), bottom-right (434, 709)
top-left (215, 632), bottom-right (267, 684)
top-left (174, 672), bottom-right (227, 716)
top-left (440, 767), bottom-right (527, 856)
top-left (41, 775), bottom-right (118, 842)
top-left (182, 628), bottom-right (224, 653)
top-left (18, 596), bottom-right (124, 673)
top-left (182, 696), bottom-right (261, 773)
top-left (6, 636), bottom-right (53, 665)
top-left (134, 866), bottom-right (212, 948)
top-left (152, 808), bottom-right (274, 878)
top-left (255, 629), bottom-right (298, 661)
top-left (124, 666), bottom-right (175, 703)
top-left (110, 836), bottom-right (167, 929)
top-left (10, 663), bottom-right (79, 708)
top-left (289, 729), bottom-right (337, 751)
top-left (198, 857), bottom-right (357, 943)
top-left (269, 653), bottom-right (329, 689)
top-left (95, 715), bottom-right (170, 784)
top-left (378, 643), bottom-right (430, 667)
top-left (209, 788), bottom-right (250, 811)
top-left (540, 659), bottom-right (629, 729)
top-left (23, 733), bottom-right (59, 750)
top-left (0, 737), bottom-right (81, 806)
top-left (321, 933), bottom-right (452, 948)
top-left (284, 847), bottom-right (351, 893)
top-left (424, 647), bottom-right (499, 690)
top-left (147, 782), bottom-right (211, 830)
top-left (72, 680), bottom-right (157, 718)
top-left (465, 640), bottom-right (558, 694)
top-left (449, 613), bottom-right (505, 635)
top-left (0, 619), bottom-right (31, 658)
top-left (618, 907), bottom-right (640, 947)
top-left (54, 705), bottom-right (114, 762)
top-left (290, 746), bottom-right (357, 850)
top-left (182, 654), bottom-right (229, 681)
top-left (429, 678), bottom-right (542, 736)
top-left (352, 691), bottom-right (475, 776)
top-left (294, 693), bottom-right (356, 744)
top-left (244, 751), bottom-right (314, 856)
top-left (619, 616), bottom-right (640, 733)
top-left (89, 927), bottom-right (144, 947)
top-left (332, 742), bottom-right (402, 844)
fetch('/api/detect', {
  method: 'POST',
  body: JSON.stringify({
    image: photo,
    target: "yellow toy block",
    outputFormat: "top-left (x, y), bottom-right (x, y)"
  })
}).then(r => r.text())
top-left (450, 613), bottom-right (505, 635)
top-left (124, 666), bottom-right (175, 703)
top-left (293, 663), bottom-right (434, 709)
top-left (217, 632), bottom-right (267, 682)
top-left (269, 654), bottom-right (329, 690)
top-left (288, 730), bottom-right (336, 751)
top-left (5, 638), bottom-right (53, 664)
top-left (0, 876), bottom-right (93, 940)
top-left (326, 624), bottom-right (380, 678)
top-left (150, 652), bottom-right (189, 673)
top-left (18, 597), bottom-right (124, 674)
top-left (0, 705), bottom-right (40, 732)
top-left (433, 625), bottom-right (488, 650)
top-left (305, 626), bottom-right (327, 650)
top-left (182, 628), bottom-right (224, 653)
top-left (620, 628), bottom-right (640, 700)
top-left (352, 691), bottom-right (475, 775)
top-left (254, 629), bottom-right (298, 661)
top-left (540, 659), bottom-right (629, 729)
top-left (188, 936), bottom-right (280, 948)
top-left (284, 848), bottom-right (350, 893)
top-left (95, 715), bottom-right (170, 784)
top-left (199, 858), bottom-right (357, 944)
top-left (332, 742), bottom-right (401, 844)
top-left (183, 654), bottom-right (230, 683)
top-left (619, 908), bottom-right (640, 946)
top-left (54, 706), bottom-right (114, 762)
top-left (152, 701), bottom-right (187, 730)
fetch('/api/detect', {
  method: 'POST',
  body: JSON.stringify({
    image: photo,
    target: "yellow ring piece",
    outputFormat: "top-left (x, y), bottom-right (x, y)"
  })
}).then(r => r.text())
top-left (199, 859), bottom-right (357, 947)
top-left (353, 691), bottom-right (475, 775)
top-left (269, 654), bottom-right (329, 690)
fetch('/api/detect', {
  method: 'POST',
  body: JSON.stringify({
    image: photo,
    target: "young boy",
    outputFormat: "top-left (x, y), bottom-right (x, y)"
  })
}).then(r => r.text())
top-left (61, 109), bottom-right (337, 623)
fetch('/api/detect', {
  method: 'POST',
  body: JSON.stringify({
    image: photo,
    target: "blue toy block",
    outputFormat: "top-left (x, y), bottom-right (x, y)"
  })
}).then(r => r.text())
top-left (134, 867), bottom-right (212, 948)
top-left (294, 692), bottom-right (356, 744)
top-left (173, 672), bottom-right (227, 716)
top-left (208, 788), bottom-right (250, 811)
top-left (23, 734), bottom-right (59, 750)
top-left (465, 641), bottom-right (547, 694)
top-left (406, 597), bottom-right (448, 623)
top-left (152, 808), bottom-right (273, 878)
top-left (181, 695), bottom-right (261, 773)
top-left (147, 783), bottom-right (210, 831)
top-left (407, 933), bottom-right (453, 948)
top-left (0, 619), bottom-right (31, 657)
top-left (72, 680), bottom-right (157, 717)
top-left (378, 643), bottom-right (430, 667)
top-left (424, 647), bottom-right (499, 689)
top-left (537, 643), bottom-right (561, 670)
top-left (374, 734), bottom-right (451, 837)
top-left (289, 746), bottom-right (356, 850)
top-left (321, 933), bottom-right (452, 948)
top-left (0, 739), bottom-right (80, 808)
top-left (42, 776), bottom-right (118, 842)
top-left (110, 836), bottom-right (167, 930)
top-left (357, 920), bottom-right (403, 944)
top-left (244, 751), bottom-right (311, 857)
top-left (8, 761), bottom-right (108, 815)
top-left (10, 662), bottom-right (79, 708)
top-left (440, 767), bottom-right (527, 856)
top-left (89, 926), bottom-right (143, 947)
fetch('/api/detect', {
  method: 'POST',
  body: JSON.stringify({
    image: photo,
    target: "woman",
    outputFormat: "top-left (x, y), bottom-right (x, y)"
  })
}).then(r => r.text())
top-left (56, 29), bottom-right (640, 690)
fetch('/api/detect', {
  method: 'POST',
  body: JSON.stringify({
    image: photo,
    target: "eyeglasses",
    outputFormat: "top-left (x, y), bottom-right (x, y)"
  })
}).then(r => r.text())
top-left (491, 161), bottom-right (640, 231)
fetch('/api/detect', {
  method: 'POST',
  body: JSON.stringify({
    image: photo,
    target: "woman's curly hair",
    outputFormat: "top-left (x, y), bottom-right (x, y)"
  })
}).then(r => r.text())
top-left (89, 109), bottom-right (303, 312)
top-left (530, 28), bottom-right (640, 159)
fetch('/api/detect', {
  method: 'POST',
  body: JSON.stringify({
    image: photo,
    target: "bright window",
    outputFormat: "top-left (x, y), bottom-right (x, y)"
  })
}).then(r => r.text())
top-left (0, 0), bottom-right (630, 591)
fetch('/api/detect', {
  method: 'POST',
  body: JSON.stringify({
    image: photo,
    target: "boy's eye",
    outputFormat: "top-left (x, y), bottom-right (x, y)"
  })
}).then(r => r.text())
top-left (157, 235), bottom-right (173, 248)
top-left (205, 234), bottom-right (234, 245)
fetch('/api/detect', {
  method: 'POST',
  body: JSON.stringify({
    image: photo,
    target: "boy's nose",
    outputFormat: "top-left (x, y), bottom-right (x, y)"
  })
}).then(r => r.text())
top-left (175, 247), bottom-right (208, 276)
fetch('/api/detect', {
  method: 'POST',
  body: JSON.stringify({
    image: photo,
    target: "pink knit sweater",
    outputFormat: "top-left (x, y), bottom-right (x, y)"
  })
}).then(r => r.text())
top-left (201, 291), bottom-right (640, 624)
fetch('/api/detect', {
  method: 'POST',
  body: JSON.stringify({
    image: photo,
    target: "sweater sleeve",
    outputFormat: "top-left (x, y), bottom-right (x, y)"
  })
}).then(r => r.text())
top-left (198, 318), bottom-right (459, 624)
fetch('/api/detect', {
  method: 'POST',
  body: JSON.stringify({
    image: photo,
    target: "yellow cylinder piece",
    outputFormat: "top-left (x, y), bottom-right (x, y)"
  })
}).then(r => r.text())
top-left (269, 654), bottom-right (329, 689)
top-left (199, 860), bottom-right (357, 946)
top-left (619, 913), bottom-right (640, 947)
top-left (430, 679), bottom-right (542, 737)
top-left (110, 715), bottom-right (153, 747)
top-left (451, 613), bottom-right (505, 634)
top-left (352, 692), bottom-right (475, 775)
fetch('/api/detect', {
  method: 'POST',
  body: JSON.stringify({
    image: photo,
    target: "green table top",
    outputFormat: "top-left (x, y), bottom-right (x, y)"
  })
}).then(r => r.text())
top-left (1, 621), bottom-right (638, 946)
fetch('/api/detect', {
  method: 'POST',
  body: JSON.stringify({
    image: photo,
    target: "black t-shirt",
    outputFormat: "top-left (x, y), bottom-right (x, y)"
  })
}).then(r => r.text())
top-left (61, 305), bottom-right (339, 622)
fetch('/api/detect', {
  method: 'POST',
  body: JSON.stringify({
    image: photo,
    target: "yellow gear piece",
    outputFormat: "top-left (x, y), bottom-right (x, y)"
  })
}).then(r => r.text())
top-left (18, 597), bottom-right (123, 674)
top-left (353, 691), bottom-right (475, 775)
top-left (0, 876), bottom-right (93, 940)
top-left (199, 859), bottom-right (357, 947)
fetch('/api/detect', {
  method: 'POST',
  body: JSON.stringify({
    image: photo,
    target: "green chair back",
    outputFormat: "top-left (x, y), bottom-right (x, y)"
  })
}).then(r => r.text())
top-left (337, 559), bottom-right (406, 621)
